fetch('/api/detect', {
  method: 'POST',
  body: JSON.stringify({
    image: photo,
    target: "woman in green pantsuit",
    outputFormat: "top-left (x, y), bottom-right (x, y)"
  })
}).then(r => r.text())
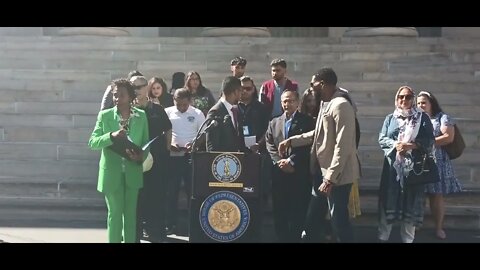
top-left (89, 79), bottom-right (149, 243)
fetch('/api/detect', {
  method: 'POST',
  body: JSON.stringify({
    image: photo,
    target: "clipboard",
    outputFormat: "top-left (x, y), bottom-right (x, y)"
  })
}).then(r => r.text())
top-left (108, 135), bottom-right (159, 162)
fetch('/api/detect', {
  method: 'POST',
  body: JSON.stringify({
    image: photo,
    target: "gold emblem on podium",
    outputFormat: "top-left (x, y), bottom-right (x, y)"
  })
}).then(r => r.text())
top-left (199, 191), bottom-right (250, 242)
top-left (208, 200), bottom-right (241, 234)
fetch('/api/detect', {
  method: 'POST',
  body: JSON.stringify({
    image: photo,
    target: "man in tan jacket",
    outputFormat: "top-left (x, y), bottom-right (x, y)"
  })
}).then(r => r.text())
top-left (279, 68), bottom-right (359, 242)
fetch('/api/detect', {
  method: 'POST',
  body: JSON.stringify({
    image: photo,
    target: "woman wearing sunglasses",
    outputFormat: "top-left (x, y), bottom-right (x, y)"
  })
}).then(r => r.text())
top-left (377, 86), bottom-right (437, 243)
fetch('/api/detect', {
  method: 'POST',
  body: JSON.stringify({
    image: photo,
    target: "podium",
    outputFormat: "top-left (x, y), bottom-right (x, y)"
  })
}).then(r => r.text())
top-left (189, 151), bottom-right (262, 243)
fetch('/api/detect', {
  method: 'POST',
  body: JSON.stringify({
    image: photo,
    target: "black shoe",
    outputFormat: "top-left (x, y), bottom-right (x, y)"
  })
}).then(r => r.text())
top-left (142, 229), bottom-right (150, 240)
top-left (165, 225), bottom-right (176, 235)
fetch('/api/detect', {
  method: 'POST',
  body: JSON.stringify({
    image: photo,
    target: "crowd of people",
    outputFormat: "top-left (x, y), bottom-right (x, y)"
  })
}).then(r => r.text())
top-left (88, 56), bottom-right (462, 243)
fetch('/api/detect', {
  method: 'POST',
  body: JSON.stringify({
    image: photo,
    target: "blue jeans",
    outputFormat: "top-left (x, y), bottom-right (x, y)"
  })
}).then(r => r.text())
top-left (306, 183), bottom-right (354, 243)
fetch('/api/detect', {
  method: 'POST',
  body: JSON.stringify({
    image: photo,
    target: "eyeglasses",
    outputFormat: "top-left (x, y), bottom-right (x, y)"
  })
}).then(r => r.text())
top-left (398, 94), bottom-right (414, 100)
top-left (242, 86), bottom-right (253, 91)
top-left (310, 81), bottom-right (321, 88)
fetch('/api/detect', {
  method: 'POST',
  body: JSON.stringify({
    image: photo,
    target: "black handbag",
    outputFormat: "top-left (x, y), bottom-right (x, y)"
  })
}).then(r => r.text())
top-left (406, 153), bottom-right (440, 186)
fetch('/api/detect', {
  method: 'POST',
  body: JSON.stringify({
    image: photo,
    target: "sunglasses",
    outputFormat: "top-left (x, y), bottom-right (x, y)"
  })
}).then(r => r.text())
top-left (310, 81), bottom-right (321, 88)
top-left (134, 84), bottom-right (148, 90)
top-left (398, 94), bottom-right (414, 100)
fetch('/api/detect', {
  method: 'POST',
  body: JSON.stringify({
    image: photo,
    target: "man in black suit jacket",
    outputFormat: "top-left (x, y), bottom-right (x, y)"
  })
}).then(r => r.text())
top-left (265, 90), bottom-right (315, 242)
top-left (206, 76), bottom-right (247, 152)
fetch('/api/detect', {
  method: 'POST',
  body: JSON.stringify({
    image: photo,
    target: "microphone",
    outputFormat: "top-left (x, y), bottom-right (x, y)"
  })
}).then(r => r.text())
top-left (204, 119), bottom-right (219, 132)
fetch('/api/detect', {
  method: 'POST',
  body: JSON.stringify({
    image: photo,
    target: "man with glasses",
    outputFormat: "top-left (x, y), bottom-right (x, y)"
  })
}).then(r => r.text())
top-left (240, 76), bottom-right (272, 212)
top-left (101, 70), bottom-right (143, 111)
top-left (239, 76), bottom-right (269, 153)
top-left (130, 76), bottom-right (149, 105)
top-left (279, 68), bottom-right (360, 243)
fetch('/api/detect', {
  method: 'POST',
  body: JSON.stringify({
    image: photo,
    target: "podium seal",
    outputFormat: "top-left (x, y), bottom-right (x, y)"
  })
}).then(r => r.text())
top-left (211, 153), bottom-right (241, 182)
top-left (199, 191), bottom-right (250, 242)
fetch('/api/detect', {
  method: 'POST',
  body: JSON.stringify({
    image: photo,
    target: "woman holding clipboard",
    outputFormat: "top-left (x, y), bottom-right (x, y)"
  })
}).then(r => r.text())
top-left (88, 78), bottom-right (149, 243)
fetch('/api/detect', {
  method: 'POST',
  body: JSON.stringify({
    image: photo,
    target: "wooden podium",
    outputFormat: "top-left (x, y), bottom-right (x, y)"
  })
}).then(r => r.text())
top-left (188, 151), bottom-right (262, 243)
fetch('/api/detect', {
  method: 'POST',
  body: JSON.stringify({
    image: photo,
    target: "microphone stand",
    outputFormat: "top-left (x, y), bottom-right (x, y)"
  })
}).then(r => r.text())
top-left (189, 117), bottom-right (213, 209)
top-left (190, 118), bottom-right (212, 154)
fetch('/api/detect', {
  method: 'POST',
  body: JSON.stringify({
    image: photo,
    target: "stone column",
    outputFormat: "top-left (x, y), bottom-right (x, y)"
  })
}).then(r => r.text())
top-left (58, 27), bottom-right (130, 36)
top-left (343, 27), bottom-right (418, 37)
top-left (201, 27), bottom-right (271, 37)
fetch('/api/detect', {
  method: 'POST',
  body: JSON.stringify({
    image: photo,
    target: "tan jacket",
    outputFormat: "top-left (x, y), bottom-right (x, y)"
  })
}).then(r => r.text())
top-left (289, 91), bottom-right (360, 185)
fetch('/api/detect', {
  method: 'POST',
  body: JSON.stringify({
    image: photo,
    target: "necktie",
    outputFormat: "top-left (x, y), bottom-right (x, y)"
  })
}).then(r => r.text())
top-left (231, 106), bottom-right (239, 130)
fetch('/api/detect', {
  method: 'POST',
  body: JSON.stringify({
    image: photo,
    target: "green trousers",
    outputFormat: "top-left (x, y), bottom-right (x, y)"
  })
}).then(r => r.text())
top-left (104, 174), bottom-right (139, 243)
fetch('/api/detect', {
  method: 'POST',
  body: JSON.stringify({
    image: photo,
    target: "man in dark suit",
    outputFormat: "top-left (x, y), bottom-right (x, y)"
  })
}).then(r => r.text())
top-left (206, 76), bottom-right (247, 152)
top-left (265, 90), bottom-right (315, 242)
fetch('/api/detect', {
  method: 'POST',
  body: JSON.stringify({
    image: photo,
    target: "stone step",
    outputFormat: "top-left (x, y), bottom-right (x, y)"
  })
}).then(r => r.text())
top-left (0, 182), bottom-right (100, 201)
top-left (64, 88), bottom-right (105, 102)
top-left (357, 105), bottom-right (480, 119)
top-left (0, 178), bottom-right (102, 215)
top-left (359, 129), bottom-right (479, 149)
top-left (0, 78), bottom-right (108, 92)
top-left (358, 146), bottom-right (480, 166)
top-left (354, 192), bottom-right (480, 230)
top-left (0, 69), bottom-right (112, 81)
top-left (0, 50), bottom-right (116, 61)
top-left (137, 60), bottom-right (207, 74)
top-left (359, 165), bottom-right (480, 189)
top-left (0, 114), bottom-right (73, 128)
top-left (358, 117), bottom-right (480, 135)
top-left (388, 62), bottom-right (480, 73)
top-left (0, 142), bottom-right (98, 160)
top-left (0, 58), bottom-right (137, 71)
top-left (350, 91), bottom-right (480, 106)
top-left (363, 71), bottom-right (477, 82)
top-left (0, 159), bottom-right (98, 179)
top-left (340, 81), bottom-right (480, 93)
top-left (450, 52), bottom-right (480, 63)
top-left (11, 102), bottom-right (98, 115)
top-left (1, 126), bottom-right (92, 143)
top-left (0, 89), bottom-right (63, 102)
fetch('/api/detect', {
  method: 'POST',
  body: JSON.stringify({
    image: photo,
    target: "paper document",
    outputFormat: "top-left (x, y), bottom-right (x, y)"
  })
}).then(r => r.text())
top-left (142, 136), bottom-right (159, 151)
top-left (244, 136), bottom-right (256, 148)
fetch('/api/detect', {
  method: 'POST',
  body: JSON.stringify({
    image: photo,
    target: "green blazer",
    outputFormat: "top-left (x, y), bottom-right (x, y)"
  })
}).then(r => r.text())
top-left (88, 107), bottom-right (150, 193)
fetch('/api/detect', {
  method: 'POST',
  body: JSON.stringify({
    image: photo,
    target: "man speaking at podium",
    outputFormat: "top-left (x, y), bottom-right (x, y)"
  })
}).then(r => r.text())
top-left (205, 76), bottom-right (248, 152)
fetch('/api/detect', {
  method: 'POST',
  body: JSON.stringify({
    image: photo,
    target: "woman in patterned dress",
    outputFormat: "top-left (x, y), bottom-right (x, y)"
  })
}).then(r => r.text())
top-left (416, 91), bottom-right (463, 240)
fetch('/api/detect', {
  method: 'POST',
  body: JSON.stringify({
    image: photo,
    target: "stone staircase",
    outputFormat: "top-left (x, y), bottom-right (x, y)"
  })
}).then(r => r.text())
top-left (0, 35), bottom-right (479, 228)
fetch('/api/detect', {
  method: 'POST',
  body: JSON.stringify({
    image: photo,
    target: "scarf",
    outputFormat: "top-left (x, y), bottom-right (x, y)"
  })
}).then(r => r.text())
top-left (392, 87), bottom-right (423, 188)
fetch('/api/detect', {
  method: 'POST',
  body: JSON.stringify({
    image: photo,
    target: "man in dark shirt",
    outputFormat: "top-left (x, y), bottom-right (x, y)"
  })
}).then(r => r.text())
top-left (205, 76), bottom-right (247, 152)
top-left (238, 76), bottom-right (269, 152)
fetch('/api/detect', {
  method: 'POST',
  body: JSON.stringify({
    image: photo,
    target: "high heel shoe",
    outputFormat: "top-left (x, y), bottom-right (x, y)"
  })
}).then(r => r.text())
top-left (435, 229), bottom-right (446, 240)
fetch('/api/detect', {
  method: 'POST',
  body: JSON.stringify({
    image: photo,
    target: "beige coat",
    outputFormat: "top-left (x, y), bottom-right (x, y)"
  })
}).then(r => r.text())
top-left (289, 91), bottom-right (360, 185)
